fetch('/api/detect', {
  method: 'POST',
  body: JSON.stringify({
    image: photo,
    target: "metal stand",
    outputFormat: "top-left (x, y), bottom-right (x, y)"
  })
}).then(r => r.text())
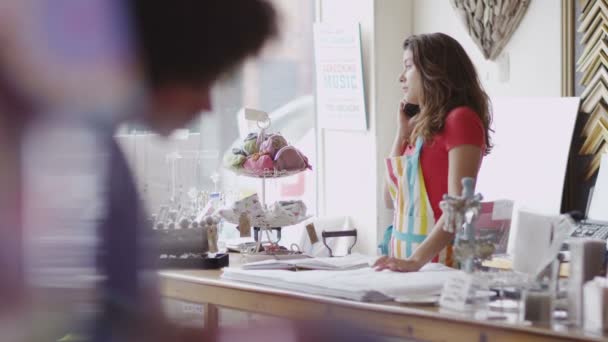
top-left (321, 229), bottom-right (357, 257)
top-left (253, 226), bottom-right (282, 244)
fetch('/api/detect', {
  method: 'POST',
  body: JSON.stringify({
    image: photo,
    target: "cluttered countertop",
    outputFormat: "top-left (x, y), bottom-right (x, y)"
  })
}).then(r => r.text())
top-left (158, 253), bottom-right (607, 342)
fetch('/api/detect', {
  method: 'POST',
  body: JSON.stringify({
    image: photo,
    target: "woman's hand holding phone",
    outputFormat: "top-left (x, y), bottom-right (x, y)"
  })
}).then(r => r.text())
top-left (397, 100), bottom-right (409, 137)
top-left (397, 100), bottom-right (419, 140)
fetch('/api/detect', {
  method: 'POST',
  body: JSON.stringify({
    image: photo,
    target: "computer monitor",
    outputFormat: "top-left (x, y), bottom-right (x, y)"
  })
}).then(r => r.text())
top-left (587, 154), bottom-right (608, 222)
top-left (476, 97), bottom-right (580, 215)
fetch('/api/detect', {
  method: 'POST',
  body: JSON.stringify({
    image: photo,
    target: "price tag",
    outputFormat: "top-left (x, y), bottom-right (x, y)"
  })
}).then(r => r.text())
top-left (439, 271), bottom-right (474, 311)
top-left (243, 108), bottom-right (269, 121)
top-left (306, 223), bottom-right (319, 244)
top-left (239, 213), bottom-right (251, 237)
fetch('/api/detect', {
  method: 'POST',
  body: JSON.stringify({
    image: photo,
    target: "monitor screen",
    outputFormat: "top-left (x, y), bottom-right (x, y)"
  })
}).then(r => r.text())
top-left (476, 97), bottom-right (580, 215)
top-left (588, 154), bottom-right (608, 221)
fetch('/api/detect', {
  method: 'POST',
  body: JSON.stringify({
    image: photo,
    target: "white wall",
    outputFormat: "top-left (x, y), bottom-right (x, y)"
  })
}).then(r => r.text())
top-left (318, 0), bottom-right (413, 254)
top-left (319, 0), bottom-right (377, 255)
top-left (373, 0), bottom-right (415, 244)
top-left (412, 0), bottom-right (562, 97)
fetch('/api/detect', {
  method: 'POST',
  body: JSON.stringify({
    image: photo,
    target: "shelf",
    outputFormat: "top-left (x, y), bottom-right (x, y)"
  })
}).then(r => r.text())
top-left (226, 167), bottom-right (308, 179)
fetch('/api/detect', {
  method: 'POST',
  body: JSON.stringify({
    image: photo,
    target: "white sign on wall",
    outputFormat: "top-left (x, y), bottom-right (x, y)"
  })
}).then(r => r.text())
top-left (313, 23), bottom-right (367, 131)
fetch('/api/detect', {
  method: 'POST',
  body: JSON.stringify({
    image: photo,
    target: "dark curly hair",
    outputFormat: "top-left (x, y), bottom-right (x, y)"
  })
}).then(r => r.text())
top-left (128, 0), bottom-right (278, 87)
top-left (404, 32), bottom-right (493, 154)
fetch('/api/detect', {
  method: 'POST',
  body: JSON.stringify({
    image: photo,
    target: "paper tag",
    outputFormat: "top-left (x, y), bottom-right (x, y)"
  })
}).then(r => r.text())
top-left (306, 223), bottom-right (319, 244)
top-left (491, 200), bottom-right (514, 220)
top-left (243, 108), bottom-right (269, 121)
top-left (239, 213), bottom-right (252, 237)
top-left (439, 272), bottom-right (474, 311)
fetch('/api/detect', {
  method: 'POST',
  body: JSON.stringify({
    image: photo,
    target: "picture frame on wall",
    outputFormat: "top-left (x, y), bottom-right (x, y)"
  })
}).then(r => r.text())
top-left (562, 0), bottom-right (574, 97)
top-left (560, 0), bottom-right (607, 214)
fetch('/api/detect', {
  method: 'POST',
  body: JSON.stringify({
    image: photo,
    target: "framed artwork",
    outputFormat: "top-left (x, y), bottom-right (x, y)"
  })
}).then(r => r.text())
top-left (562, 0), bottom-right (575, 97)
top-left (561, 0), bottom-right (608, 213)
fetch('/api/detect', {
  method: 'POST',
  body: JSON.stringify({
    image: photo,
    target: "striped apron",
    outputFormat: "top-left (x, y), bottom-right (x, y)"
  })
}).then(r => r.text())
top-left (385, 137), bottom-right (453, 266)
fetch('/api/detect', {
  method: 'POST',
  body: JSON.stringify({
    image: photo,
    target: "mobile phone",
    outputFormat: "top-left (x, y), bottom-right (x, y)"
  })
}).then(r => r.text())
top-left (402, 103), bottom-right (420, 118)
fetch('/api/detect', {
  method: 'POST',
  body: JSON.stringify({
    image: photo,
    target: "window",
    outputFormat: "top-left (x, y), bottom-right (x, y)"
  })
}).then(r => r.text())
top-left (117, 1), bottom-right (316, 240)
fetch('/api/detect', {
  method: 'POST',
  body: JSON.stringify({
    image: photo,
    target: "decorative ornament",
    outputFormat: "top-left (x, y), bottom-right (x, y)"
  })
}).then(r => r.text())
top-left (451, 0), bottom-right (530, 60)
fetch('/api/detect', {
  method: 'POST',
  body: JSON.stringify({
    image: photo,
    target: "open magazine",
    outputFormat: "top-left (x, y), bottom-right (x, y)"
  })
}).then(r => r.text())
top-left (241, 253), bottom-right (375, 271)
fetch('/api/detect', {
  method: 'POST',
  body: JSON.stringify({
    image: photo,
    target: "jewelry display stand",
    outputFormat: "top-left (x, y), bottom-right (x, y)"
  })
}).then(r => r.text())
top-left (224, 111), bottom-right (310, 259)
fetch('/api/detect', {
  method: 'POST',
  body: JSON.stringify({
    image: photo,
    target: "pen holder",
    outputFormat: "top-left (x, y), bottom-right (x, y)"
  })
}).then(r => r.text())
top-left (521, 288), bottom-right (553, 326)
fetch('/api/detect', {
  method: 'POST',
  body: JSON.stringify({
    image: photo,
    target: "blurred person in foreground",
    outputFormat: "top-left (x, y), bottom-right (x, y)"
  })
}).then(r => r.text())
top-left (1, 0), bottom-right (277, 341)
top-left (91, 1), bottom-right (280, 341)
top-left (90, 1), bottom-right (282, 341)
top-left (1, 1), bottom-right (384, 341)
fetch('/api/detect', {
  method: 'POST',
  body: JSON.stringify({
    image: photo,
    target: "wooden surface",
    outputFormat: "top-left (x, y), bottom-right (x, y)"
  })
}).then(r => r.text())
top-left (483, 257), bottom-right (570, 277)
top-left (159, 255), bottom-right (605, 341)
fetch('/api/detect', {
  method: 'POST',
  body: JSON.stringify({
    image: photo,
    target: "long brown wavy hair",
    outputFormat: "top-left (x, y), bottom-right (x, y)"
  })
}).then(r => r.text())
top-left (404, 33), bottom-right (493, 154)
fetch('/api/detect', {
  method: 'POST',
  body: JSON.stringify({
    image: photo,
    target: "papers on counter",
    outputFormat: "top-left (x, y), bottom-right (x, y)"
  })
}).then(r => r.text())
top-left (222, 260), bottom-right (458, 302)
top-left (241, 253), bottom-right (374, 271)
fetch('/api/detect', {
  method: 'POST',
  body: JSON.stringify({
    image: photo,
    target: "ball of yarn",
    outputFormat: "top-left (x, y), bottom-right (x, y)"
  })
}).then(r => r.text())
top-left (242, 138), bottom-right (259, 156)
top-left (223, 153), bottom-right (246, 169)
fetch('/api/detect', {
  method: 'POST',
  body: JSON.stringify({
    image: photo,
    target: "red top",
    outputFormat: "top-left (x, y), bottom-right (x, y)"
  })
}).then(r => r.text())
top-left (404, 106), bottom-right (486, 220)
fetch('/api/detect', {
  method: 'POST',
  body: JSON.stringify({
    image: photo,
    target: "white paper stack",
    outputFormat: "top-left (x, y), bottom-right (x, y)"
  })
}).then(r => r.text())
top-left (241, 253), bottom-right (373, 271)
top-left (222, 260), bottom-right (458, 302)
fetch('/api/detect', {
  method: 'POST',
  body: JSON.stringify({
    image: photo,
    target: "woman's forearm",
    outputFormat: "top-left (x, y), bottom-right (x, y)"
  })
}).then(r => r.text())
top-left (409, 214), bottom-right (454, 265)
top-left (410, 145), bottom-right (482, 265)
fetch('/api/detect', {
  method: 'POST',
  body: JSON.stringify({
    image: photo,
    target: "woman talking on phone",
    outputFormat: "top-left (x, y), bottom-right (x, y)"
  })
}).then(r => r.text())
top-left (375, 32), bottom-right (493, 272)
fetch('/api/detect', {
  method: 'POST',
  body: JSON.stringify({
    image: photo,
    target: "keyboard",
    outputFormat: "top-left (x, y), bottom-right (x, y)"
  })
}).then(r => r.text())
top-left (570, 220), bottom-right (608, 240)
